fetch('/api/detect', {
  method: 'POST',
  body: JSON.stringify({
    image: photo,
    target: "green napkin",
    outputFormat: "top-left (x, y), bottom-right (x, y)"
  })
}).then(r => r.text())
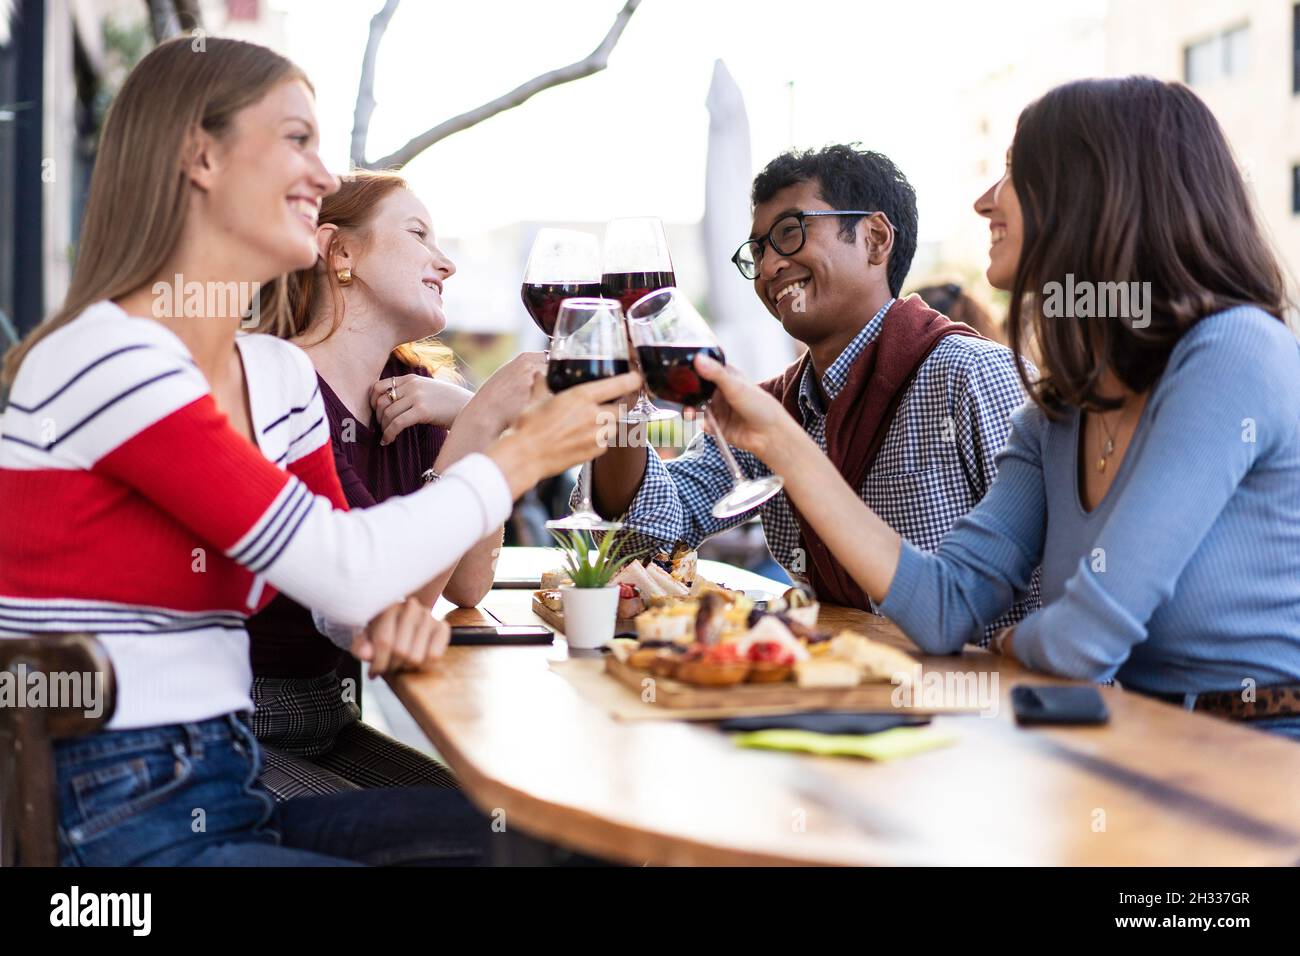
top-left (732, 726), bottom-right (957, 760)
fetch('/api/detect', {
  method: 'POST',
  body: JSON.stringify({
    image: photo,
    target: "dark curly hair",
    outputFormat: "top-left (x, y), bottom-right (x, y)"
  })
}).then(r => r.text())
top-left (750, 144), bottom-right (919, 297)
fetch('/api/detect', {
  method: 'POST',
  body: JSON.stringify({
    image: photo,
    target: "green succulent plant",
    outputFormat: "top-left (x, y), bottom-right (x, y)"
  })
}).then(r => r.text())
top-left (549, 529), bottom-right (635, 589)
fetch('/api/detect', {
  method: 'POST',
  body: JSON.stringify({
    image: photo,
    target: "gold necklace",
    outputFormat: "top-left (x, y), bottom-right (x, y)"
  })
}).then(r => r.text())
top-left (1096, 408), bottom-right (1120, 473)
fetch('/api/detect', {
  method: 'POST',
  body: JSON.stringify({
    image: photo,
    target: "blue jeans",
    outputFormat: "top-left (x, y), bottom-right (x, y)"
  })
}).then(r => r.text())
top-left (54, 713), bottom-right (490, 866)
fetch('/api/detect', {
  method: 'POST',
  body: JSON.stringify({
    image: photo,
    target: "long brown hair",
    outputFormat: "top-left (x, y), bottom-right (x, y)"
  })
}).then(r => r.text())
top-left (2, 36), bottom-right (310, 387)
top-left (262, 170), bottom-right (454, 376)
top-left (1006, 76), bottom-right (1287, 416)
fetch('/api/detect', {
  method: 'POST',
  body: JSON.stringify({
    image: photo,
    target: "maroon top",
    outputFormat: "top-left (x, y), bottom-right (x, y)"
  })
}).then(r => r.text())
top-left (758, 295), bottom-right (984, 610)
top-left (247, 356), bottom-right (448, 678)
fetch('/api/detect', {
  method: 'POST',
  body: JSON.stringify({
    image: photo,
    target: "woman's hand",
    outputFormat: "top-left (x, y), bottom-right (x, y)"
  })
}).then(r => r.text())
top-left (989, 627), bottom-right (1017, 660)
top-left (370, 374), bottom-right (474, 446)
top-left (688, 353), bottom-right (798, 464)
top-left (350, 596), bottom-right (450, 676)
top-left (486, 369), bottom-right (642, 499)
top-left (455, 351), bottom-right (547, 436)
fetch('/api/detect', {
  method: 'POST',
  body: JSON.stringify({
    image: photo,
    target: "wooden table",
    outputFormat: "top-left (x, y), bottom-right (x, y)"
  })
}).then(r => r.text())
top-left (389, 548), bottom-right (1300, 866)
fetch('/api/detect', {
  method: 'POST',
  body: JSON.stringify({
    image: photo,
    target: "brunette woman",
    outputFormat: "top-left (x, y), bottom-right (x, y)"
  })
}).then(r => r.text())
top-left (684, 77), bottom-right (1300, 738)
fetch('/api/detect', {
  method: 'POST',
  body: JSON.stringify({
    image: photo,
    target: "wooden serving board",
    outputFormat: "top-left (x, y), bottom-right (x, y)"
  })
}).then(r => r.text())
top-left (531, 596), bottom-right (638, 635)
top-left (538, 595), bottom-right (976, 715)
top-left (602, 655), bottom-right (980, 715)
top-left (532, 597), bottom-right (903, 642)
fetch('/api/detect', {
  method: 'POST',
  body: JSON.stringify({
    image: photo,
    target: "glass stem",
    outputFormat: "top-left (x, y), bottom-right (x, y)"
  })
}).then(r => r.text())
top-left (703, 406), bottom-right (746, 483)
top-left (577, 460), bottom-right (595, 514)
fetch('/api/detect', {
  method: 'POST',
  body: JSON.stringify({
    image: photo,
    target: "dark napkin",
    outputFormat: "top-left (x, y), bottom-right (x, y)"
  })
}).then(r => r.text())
top-left (718, 711), bottom-right (931, 735)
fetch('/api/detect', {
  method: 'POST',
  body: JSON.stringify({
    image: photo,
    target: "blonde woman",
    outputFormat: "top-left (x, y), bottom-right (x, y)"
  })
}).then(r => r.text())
top-left (0, 37), bottom-right (637, 866)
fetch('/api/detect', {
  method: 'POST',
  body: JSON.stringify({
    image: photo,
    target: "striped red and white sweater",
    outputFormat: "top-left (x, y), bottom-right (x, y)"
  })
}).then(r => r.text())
top-left (0, 301), bottom-right (512, 729)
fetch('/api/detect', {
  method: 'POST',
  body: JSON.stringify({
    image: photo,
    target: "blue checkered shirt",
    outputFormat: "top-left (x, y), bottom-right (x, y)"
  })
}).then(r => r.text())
top-left (596, 299), bottom-right (1041, 643)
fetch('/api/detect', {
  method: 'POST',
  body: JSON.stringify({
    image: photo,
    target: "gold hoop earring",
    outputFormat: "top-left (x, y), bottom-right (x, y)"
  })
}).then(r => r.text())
top-left (337, 267), bottom-right (352, 286)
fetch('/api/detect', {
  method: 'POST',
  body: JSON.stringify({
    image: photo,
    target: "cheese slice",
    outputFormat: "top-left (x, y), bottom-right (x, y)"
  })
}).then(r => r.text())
top-left (794, 658), bottom-right (861, 689)
top-left (829, 632), bottom-right (917, 683)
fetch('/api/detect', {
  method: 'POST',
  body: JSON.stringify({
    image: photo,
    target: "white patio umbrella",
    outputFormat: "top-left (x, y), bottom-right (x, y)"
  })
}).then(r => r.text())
top-left (702, 59), bottom-right (796, 382)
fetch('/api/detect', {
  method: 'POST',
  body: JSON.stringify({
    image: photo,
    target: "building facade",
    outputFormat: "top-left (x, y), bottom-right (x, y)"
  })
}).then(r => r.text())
top-left (1107, 0), bottom-right (1300, 300)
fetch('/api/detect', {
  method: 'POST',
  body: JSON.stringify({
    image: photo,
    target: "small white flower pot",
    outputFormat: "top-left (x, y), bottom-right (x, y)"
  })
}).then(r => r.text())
top-left (560, 585), bottom-right (620, 650)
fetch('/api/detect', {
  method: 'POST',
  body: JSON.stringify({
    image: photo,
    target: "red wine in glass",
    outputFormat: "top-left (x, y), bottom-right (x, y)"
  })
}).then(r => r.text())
top-left (627, 287), bottom-right (784, 519)
top-left (600, 271), bottom-right (677, 314)
top-left (634, 344), bottom-right (724, 407)
top-left (546, 356), bottom-right (631, 393)
top-left (522, 281), bottom-right (603, 337)
top-left (545, 297), bottom-right (628, 533)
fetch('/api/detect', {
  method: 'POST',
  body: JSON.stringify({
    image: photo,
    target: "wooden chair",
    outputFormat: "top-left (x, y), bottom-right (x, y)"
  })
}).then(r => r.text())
top-left (0, 634), bottom-right (116, 866)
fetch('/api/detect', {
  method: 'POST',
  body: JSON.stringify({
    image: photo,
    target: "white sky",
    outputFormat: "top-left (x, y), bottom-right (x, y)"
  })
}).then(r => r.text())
top-left (272, 0), bottom-right (1108, 241)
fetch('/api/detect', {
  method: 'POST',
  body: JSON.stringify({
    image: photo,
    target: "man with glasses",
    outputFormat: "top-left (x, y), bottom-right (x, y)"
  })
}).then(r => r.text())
top-left (589, 144), bottom-right (1037, 638)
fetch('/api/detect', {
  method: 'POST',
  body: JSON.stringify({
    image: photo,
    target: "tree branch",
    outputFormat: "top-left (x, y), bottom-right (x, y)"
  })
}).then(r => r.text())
top-left (172, 0), bottom-right (204, 34)
top-left (144, 0), bottom-right (180, 42)
top-left (143, 0), bottom-right (204, 43)
top-left (359, 0), bottom-right (641, 170)
top-left (350, 0), bottom-right (402, 169)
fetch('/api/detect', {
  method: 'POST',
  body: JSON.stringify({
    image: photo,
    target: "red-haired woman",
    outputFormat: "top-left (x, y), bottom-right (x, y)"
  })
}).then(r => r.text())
top-left (246, 171), bottom-right (542, 798)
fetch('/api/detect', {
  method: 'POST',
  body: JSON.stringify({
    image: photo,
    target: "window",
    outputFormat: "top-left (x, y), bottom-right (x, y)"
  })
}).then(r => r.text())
top-left (227, 0), bottom-right (261, 20)
top-left (1184, 23), bottom-right (1251, 86)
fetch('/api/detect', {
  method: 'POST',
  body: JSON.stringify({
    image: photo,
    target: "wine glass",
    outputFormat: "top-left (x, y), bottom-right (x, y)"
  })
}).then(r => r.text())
top-left (545, 298), bottom-right (630, 532)
top-left (601, 217), bottom-right (678, 424)
top-left (521, 228), bottom-right (602, 339)
top-left (627, 287), bottom-right (784, 519)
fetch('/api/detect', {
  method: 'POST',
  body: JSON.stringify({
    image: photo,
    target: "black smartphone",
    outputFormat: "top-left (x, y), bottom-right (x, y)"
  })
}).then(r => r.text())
top-left (1011, 684), bottom-right (1109, 726)
top-left (449, 624), bottom-right (554, 646)
top-left (490, 576), bottom-right (543, 590)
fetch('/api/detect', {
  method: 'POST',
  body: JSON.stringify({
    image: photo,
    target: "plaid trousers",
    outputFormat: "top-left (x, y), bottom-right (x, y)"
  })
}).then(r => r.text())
top-left (251, 672), bottom-right (457, 801)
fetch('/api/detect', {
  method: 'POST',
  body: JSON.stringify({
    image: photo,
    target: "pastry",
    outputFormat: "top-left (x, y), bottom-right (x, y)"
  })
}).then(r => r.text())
top-left (674, 643), bottom-right (750, 686)
top-left (653, 541), bottom-right (698, 587)
top-left (769, 587), bottom-right (821, 632)
top-left (616, 582), bottom-right (645, 619)
top-left (541, 568), bottom-right (572, 590)
top-left (534, 589), bottom-right (563, 612)
top-left (694, 590), bottom-right (743, 646)
top-left (634, 604), bottom-right (697, 643)
top-left (746, 633), bottom-right (797, 684)
top-left (649, 650), bottom-right (682, 678)
top-left (627, 646), bottom-right (661, 669)
top-left (747, 660), bottom-right (794, 683)
top-left (732, 615), bottom-right (810, 662)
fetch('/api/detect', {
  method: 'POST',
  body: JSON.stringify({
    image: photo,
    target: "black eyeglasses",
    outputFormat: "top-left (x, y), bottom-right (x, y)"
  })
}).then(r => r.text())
top-left (731, 210), bottom-right (878, 280)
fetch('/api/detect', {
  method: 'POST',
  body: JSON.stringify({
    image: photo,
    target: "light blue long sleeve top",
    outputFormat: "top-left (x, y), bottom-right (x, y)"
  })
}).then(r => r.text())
top-left (880, 305), bottom-right (1300, 694)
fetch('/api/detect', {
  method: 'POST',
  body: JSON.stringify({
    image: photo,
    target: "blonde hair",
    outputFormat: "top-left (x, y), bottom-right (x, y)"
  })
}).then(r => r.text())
top-left (2, 36), bottom-right (311, 387)
top-left (260, 170), bottom-right (455, 377)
